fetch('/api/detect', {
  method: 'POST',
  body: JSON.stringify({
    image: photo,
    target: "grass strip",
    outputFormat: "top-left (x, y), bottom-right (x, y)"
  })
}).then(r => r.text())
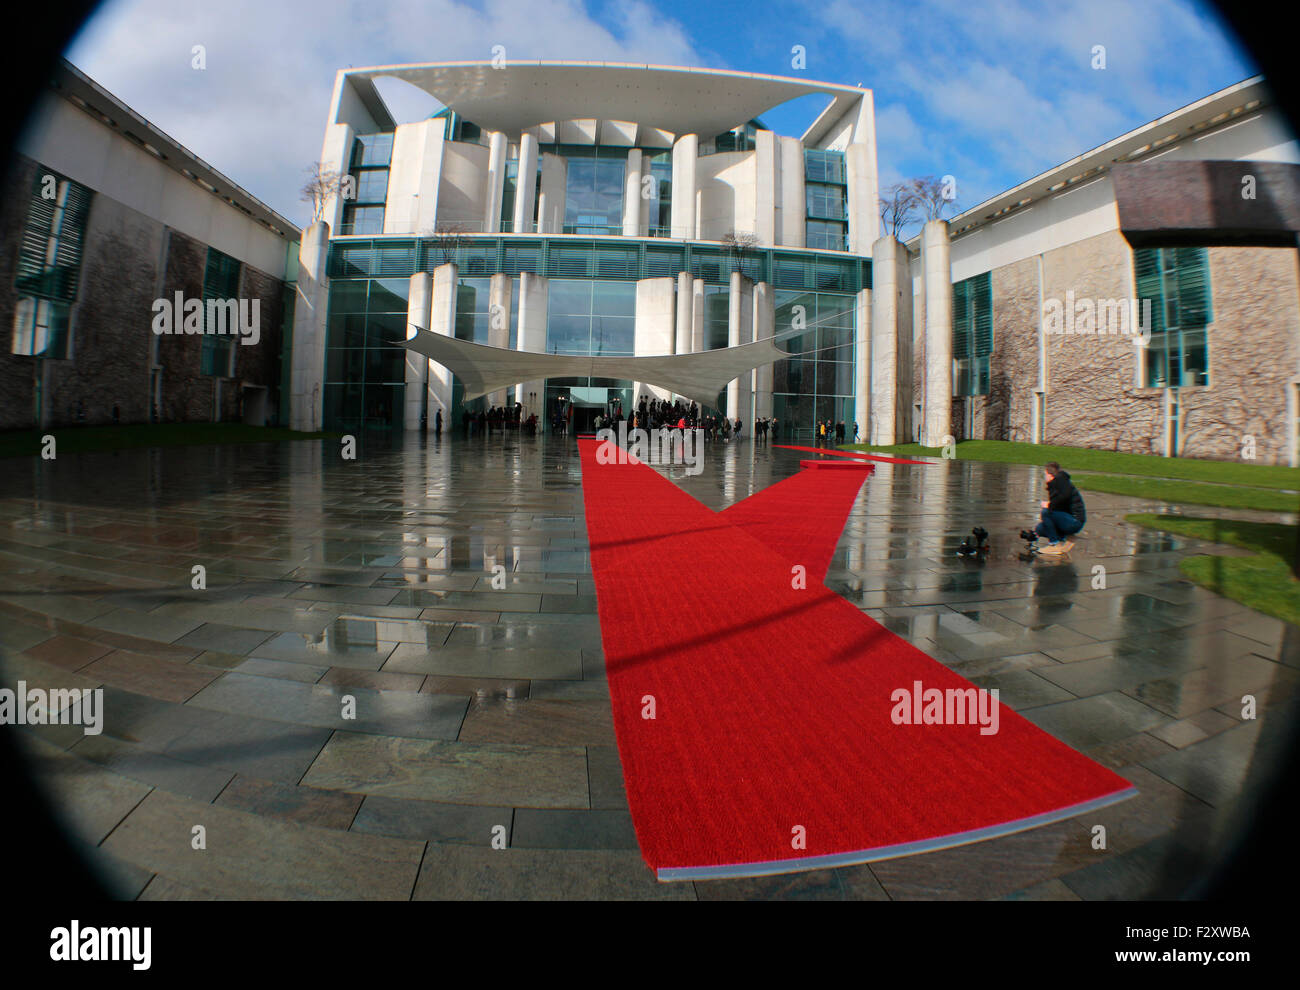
top-left (1126, 513), bottom-right (1299, 626)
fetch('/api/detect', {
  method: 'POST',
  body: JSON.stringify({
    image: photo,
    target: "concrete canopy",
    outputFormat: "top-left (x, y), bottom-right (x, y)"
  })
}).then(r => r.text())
top-left (399, 328), bottom-right (792, 411)
top-left (342, 61), bottom-right (867, 141)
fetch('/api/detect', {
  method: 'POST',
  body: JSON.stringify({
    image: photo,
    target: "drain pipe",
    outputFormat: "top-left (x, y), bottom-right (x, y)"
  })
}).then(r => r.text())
top-left (1036, 252), bottom-right (1046, 442)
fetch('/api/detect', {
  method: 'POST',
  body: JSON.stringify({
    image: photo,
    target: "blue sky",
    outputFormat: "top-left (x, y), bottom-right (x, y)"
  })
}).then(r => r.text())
top-left (62, 0), bottom-right (1260, 232)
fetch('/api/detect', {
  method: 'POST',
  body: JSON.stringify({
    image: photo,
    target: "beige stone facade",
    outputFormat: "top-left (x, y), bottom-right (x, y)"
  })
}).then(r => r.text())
top-left (952, 230), bottom-right (1300, 465)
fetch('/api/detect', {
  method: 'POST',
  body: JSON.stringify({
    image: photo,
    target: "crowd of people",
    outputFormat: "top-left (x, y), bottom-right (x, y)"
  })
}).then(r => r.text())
top-left (461, 402), bottom-right (540, 437)
top-left (451, 395), bottom-right (859, 448)
top-left (812, 420), bottom-right (859, 446)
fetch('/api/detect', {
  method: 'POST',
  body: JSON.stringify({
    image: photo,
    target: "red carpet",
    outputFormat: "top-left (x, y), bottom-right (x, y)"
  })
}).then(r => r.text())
top-left (578, 439), bottom-right (1135, 880)
top-left (721, 465), bottom-right (874, 584)
top-left (773, 444), bottom-right (933, 465)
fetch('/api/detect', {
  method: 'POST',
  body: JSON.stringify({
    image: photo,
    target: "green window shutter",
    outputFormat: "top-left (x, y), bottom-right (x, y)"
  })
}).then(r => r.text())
top-left (1174, 247), bottom-right (1211, 327)
top-left (951, 279), bottom-right (970, 359)
top-left (15, 170), bottom-right (93, 302)
top-left (1133, 247), bottom-right (1166, 337)
top-left (972, 271), bottom-right (992, 358)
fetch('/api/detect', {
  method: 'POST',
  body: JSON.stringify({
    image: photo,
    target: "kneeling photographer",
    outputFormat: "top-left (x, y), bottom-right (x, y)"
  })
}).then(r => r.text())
top-left (1022, 462), bottom-right (1086, 555)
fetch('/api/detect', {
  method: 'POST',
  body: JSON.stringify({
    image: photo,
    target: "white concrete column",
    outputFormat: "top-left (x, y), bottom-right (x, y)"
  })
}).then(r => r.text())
top-left (486, 273), bottom-right (512, 408)
top-left (854, 285), bottom-right (871, 442)
top-left (538, 153), bottom-right (567, 234)
top-left (754, 280), bottom-right (775, 420)
top-left (754, 130), bottom-right (776, 247)
top-left (870, 236), bottom-right (912, 445)
top-left (483, 131), bottom-right (509, 233)
top-left (670, 134), bottom-right (697, 239)
top-left (727, 271), bottom-right (754, 419)
top-left (674, 272), bottom-right (692, 354)
top-left (777, 136), bottom-right (805, 248)
top-left (513, 132), bottom-right (538, 234)
top-left (624, 149), bottom-right (644, 237)
top-left (319, 124), bottom-right (354, 234)
top-left (291, 219), bottom-right (330, 432)
top-left (387, 120), bottom-right (444, 235)
top-left (515, 272), bottom-right (548, 420)
top-left (404, 271), bottom-right (433, 431)
top-left (846, 143), bottom-right (879, 255)
top-left (922, 219), bottom-right (953, 448)
top-left (428, 262), bottom-right (458, 426)
top-left (634, 277), bottom-right (676, 401)
top-left (691, 278), bottom-right (706, 353)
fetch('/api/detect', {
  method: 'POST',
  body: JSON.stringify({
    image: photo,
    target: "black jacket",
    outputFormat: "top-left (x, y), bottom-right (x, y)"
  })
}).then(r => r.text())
top-left (1046, 471), bottom-right (1086, 523)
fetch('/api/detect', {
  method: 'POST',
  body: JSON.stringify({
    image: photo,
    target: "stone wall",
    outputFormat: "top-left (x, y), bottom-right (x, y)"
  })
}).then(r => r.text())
top-left (0, 152), bottom-right (290, 431)
top-left (0, 157), bottom-right (39, 429)
top-left (946, 232), bottom-right (1300, 464)
top-left (44, 194), bottom-right (160, 426)
top-left (1177, 246), bottom-right (1299, 463)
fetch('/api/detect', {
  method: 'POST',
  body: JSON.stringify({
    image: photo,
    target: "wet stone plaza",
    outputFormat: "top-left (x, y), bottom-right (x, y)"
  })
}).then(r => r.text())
top-left (0, 433), bottom-right (1295, 900)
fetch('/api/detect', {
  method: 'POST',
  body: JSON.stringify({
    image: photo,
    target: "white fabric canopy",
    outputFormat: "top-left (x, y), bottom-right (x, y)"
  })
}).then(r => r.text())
top-left (399, 329), bottom-right (792, 410)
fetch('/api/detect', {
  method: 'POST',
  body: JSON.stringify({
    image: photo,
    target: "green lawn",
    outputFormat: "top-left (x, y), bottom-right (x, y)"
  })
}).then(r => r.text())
top-left (1126, 513), bottom-right (1299, 626)
top-left (1073, 474), bottom-right (1300, 514)
top-left (845, 439), bottom-right (1300, 490)
top-left (843, 439), bottom-right (1300, 514)
top-left (0, 423), bottom-right (338, 458)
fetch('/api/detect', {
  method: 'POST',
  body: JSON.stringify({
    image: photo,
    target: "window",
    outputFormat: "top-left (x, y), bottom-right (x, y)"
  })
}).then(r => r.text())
top-left (200, 248), bottom-right (241, 377)
top-left (555, 148), bottom-right (625, 233)
top-left (806, 184), bottom-right (845, 220)
top-left (645, 151), bottom-right (673, 234)
top-left (501, 160), bottom-right (517, 230)
top-left (12, 167), bottom-right (92, 358)
top-left (545, 280), bottom-right (635, 356)
top-left (806, 219), bottom-right (848, 251)
top-left (952, 272), bottom-right (992, 396)
top-left (805, 150), bottom-right (846, 184)
top-left (342, 133), bottom-right (392, 234)
top-left (12, 297), bottom-right (70, 358)
top-left (1135, 247), bottom-right (1212, 387)
top-left (804, 150), bottom-right (847, 253)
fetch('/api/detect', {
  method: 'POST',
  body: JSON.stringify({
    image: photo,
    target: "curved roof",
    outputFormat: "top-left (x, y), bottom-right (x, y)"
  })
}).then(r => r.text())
top-left (340, 60), bottom-right (868, 140)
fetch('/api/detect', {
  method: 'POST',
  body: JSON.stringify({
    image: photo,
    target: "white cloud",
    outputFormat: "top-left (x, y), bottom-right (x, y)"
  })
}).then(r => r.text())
top-left (64, 0), bottom-right (715, 226)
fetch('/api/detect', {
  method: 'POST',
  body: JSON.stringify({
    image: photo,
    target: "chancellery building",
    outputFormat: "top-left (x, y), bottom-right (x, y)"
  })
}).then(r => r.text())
top-left (290, 62), bottom-right (1300, 464)
top-left (3, 61), bottom-right (1297, 464)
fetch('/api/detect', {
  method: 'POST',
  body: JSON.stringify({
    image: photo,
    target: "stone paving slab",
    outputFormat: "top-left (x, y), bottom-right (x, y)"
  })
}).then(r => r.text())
top-left (412, 845), bottom-right (691, 900)
top-left (101, 789), bottom-right (424, 900)
top-left (300, 731), bottom-right (589, 807)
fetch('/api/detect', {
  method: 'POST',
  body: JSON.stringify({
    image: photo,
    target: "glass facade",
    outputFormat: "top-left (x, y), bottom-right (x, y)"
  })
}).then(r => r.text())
top-left (320, 235), bottom-right (868, 433)
top-left (645, 151), bottom-right (672, 235)
top-left (546, 280), bottom-right (635, 356)
top-left (323, 273), bottom-right (409, 432)
top-left (804, 150), bottom-right (848, 252)
top-left (770, 290), bottom-right (856, 438)
top-left (1135, 247), bottom-right (1211, 388)
top-left (546, 145), bottom-right (626, 234)
top-left (341, 133), bottom-right (392, 236)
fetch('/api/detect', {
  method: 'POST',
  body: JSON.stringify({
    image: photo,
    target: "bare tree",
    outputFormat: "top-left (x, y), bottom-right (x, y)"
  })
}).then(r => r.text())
top-left (301, 163), bottom-right (344, 225)
top-left (908, 175), bottom-right (959, 222)
top-left (878, 181), bottom-right (919, 238)
top-left (720, 230), bottom-right (760, 275)
top-left (426, 221), bottom-right (470, 267)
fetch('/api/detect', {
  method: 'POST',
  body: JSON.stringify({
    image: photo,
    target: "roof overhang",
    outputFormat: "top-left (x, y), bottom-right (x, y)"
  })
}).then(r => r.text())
top-left (400, 327), bottom-right (794, 411)
top-left (1113, 159), bottom-right (1300, 247)
top-left (339, 61), bottom-right (867, 140)
top-left (914, 76), bottom-right (1275, 248)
